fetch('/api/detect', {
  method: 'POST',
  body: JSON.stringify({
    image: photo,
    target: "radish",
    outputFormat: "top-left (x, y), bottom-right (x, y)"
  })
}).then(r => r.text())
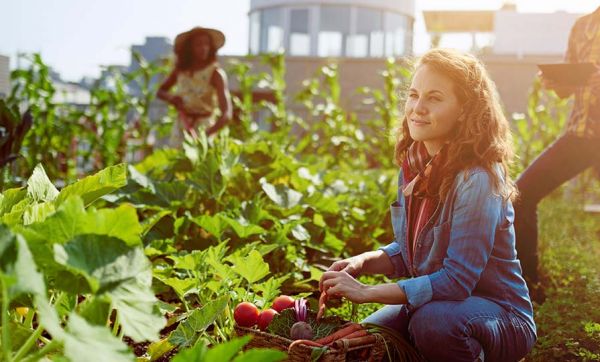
top-left (289, 298), bottom-right (313, 340)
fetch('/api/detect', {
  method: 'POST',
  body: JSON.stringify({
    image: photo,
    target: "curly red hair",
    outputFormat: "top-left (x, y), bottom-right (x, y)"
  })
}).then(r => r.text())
top-left (395, 48), bottom-right (517, 201)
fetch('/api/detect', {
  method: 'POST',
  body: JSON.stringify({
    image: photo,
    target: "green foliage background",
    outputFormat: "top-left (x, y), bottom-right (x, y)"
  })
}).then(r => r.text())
top-left (1, 53), bottom-right (598, 361)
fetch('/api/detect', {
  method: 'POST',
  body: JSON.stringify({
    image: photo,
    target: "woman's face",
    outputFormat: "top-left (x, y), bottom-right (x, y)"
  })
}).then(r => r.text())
top-left (191, 33), bottom-right (211, 61)
top-left (405, 64), bottom-right (463, 155)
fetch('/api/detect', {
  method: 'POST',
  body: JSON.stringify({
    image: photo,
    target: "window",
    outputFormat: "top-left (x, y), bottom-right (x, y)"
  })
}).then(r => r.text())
top-left (318, 6), bottom-right (350, 57)
top-left (250, 11), bottom-right (260, 54)
top-left (260, 8), bottom-right (284, 53)
top-left (349, 8), bottom-right (383, 57)
top-left (289, 8), bottom-right (310, 56)
top-left (385, 12), bottom-right (411, 56)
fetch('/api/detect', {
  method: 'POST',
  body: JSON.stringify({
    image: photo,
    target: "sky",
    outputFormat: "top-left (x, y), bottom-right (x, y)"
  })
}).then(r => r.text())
top-left (2, 0), bottom-right (599, 82)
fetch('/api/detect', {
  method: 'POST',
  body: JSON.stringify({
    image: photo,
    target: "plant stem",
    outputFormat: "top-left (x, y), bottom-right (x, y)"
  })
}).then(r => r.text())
top-left (24, 308), bottom-right (35, 329)
top-left (19, 340), bottom-right (60, 362)
top-left (2, 279), bottom-right (13, 362)
top-left (13, 324), bottom-right (44, 361)
top-left (112, 311), bottom-right (120, 336)
top-left (213, 319), bottom-right (227, 342)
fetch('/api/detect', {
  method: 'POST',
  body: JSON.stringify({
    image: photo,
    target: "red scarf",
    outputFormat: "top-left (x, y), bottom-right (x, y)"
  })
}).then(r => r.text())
top-left (401, 142), bottom-right (446, 266)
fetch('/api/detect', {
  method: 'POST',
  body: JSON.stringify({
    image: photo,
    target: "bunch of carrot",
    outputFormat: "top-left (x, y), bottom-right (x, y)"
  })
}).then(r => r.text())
top-left (287, 322), bottom-right (376, 352)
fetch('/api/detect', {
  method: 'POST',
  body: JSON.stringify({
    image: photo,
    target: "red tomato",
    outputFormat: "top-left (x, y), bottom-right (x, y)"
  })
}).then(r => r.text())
top-left (272, 295), bottom-right (295, 312)
top-left (257, 308), bottom-right (279, 331)
top-left (234, 302), bottom-right (260, 327)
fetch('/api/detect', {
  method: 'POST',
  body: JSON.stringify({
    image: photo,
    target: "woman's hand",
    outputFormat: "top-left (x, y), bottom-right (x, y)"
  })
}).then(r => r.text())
top-left (319, 256), bottom-right (365, 292)
top-left (320, 271), bottom-right (368, 304)
top-left (328, 256), bottom-right (365, 276)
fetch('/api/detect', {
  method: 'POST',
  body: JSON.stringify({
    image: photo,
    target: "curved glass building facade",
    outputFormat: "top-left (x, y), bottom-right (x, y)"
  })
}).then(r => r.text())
top-left (249, 0), bottom-right (415, 57)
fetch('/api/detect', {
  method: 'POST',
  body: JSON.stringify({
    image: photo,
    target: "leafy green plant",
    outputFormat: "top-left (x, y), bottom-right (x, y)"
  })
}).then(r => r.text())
top-left (511, 78), bottom-right (571, 175)
top-left (0, 164), bottom-right (165, 361)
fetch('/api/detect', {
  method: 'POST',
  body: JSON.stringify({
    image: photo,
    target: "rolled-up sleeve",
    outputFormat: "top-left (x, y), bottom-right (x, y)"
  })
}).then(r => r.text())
top-left (379, 241), bottom-right (409, 278)
top-left (399, 171), bottom-right (501, 309)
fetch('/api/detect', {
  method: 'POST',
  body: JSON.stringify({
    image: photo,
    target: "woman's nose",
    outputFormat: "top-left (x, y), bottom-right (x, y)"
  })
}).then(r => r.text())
top-left (414, 99), bottom-right (428, 115)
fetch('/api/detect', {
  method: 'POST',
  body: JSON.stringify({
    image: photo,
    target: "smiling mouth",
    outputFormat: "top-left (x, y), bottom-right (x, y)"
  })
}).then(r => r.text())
top-left (411, 119), bottom-right (430, 125)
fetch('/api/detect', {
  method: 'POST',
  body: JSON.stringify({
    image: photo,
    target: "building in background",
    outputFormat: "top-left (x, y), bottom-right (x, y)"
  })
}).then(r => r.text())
top-left (423, 5), bottom-right (581, 114)
top-left (241, 0), bottom-right (416, 118)
top-left (127, 36), bottom-right (172, 97)
top-left (249, 0), bottom-right (415, 57)
top-left (0, 54), bottom-right (10, 97)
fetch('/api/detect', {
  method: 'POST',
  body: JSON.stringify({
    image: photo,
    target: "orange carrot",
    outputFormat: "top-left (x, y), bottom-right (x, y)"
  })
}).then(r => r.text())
top-left (316, 291), bottom-right (328, 320)
top-left (314, 322), bottom-right (364, 345)
top-left (288, 339), bottom-right (325, 352)
top-left (331, 334), bottom-right (377, 350)
top-left (328, 329), bottom-right (368, 343)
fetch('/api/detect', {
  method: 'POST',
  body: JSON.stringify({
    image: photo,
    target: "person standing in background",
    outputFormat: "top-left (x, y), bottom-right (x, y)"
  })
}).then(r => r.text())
top-left (514, 6), bottom-right (600, 302)
top-left (157, 27), bottom-right (232, 143)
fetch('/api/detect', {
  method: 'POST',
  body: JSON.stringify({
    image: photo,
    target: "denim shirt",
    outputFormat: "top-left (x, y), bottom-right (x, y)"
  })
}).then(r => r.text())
top-left (380, 166), bottom-right (536, 332)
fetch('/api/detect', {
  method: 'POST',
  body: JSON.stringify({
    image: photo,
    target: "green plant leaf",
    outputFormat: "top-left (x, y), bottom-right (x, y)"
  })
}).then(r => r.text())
top-left (0, 188), bottom-right (26, 216)
top-left (79, 297), bottom-right (112, 326)
top-left (291, 224), bottom-right (310, 241)
top-left (170, 295), bottom-right (229, 347)
top-left (0, 227), bottom-right (46, 301)
top-left (22, 201), bottom-right (56, 225)
top-left (64, 313), bottom-right (134, 362)
top-left (229, 250), bottom-right (270, 284)
top-left (157, 277), bottom-right (198, 300)
top-left (171, 341), bottom-right (208, 362)
top-left (188, 295), bottom-right (229, 331)
top-left (168, 250), bottom-right (205, 271)
top-left (205, 336), bottom-right (252, 362)
top-left (191, 214), bottom-right (226, 239)
top-left (222, 216), bottom-right (266, 238)
top-left (252, 275), bottom-right (288, 303)
top-left (147, 337), bottom-right (175, 361)
top-left (55, 163), bottom-right (127, 207)
top-left (323, 232), bottom-right (345, 255)
top-left (53, 233), bottom-right (164, 341)
top-left (53, 235), bottom-right (148, 292)
top-left (27, 164), bottom-right (59, 203)
top-left (27, 196), bottom-right (142, 246)
top-left (261, 181), bottom-right (302, 208)
top-left (110, 277), bottom-right (166, 342)
top-left (191, 151), bottom-right (226, 199)
top-left (141, 210), bottom-right (171, 237)
top-left (233, 349), bottom-right (287, 362)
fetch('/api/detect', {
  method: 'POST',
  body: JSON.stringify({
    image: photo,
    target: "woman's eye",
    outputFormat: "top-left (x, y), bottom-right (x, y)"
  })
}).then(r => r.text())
top-left (429, 97), bottom-right (441, 102)
top-left (409, 93), bottom-right (418, 99)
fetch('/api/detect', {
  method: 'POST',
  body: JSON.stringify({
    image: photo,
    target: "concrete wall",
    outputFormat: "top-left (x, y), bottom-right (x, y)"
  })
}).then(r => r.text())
top-left (0, 55), bottom-right (10, 97)
top-left (493, 11), bottom-right (580, 57)
top-left (482, 54), bottom-right (563, 115)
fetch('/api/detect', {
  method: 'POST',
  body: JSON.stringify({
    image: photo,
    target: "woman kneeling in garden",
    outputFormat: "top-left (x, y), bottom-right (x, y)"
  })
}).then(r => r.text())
top-left (320, 49), bottom-right (536, 362)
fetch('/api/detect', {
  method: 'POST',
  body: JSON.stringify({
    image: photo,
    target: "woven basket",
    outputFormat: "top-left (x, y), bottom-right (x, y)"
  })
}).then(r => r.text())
top-left (234, 325), bottom-right (386, 362)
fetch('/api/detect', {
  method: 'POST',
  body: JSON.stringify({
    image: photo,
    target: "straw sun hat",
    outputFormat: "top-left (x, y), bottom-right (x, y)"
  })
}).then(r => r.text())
top-left (174, 27), bottom-right (226, 53)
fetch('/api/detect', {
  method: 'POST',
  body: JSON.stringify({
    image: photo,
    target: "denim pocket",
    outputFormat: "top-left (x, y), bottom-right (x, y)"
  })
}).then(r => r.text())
top-left (419, 220), bottom-right (450, 273)
top-left (390, 201), bottom-right (406, 241)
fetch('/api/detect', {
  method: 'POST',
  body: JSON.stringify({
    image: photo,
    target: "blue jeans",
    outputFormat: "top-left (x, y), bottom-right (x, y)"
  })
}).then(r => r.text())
top-left (514, 134), bottom-right (600, 286)
top-left (362, 296), bottom-right (536, 362)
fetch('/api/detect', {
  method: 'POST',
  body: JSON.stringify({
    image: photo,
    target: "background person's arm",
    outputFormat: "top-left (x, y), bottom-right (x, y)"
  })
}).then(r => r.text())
top-left (206, 68), bottom-right (232, 136)
top-left (156, 70), bottom-right (183, 108)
